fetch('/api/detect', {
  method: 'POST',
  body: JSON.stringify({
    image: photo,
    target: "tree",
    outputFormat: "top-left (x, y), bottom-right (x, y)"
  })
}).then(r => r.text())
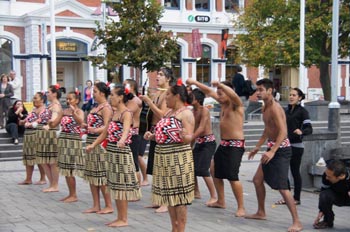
top-left (90, 0), bottom-right (179, 73)
top-left (234, 0), bottom-right (350, 101)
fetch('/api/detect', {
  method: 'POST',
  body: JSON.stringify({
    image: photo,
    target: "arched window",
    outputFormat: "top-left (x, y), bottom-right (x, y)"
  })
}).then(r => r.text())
top-left (196, 44), bottom-right (211, 85)
top-left (225, 46), bottom-right (238, 80)
top-left (171, 45), bottom-right (182, 78)
top-left (0, 38), bottom-right (13, 75)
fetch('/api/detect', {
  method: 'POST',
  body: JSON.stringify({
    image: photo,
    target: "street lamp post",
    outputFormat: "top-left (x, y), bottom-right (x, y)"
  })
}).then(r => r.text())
top-left (50, 0), bottom-right (57, 85)
top-left (328, 0), bottom-right (340, 134)
top-left (299, 0), bottom-right (307, 95)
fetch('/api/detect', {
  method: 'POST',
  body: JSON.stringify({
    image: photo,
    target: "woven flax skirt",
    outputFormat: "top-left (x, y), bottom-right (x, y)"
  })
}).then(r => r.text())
top-left (35, 126), bottom-right (58, 164)
top-left (22, 129), bottom-right (37, 166)
top-left (57, 132), bottom-right (85, 177)
top-left (152, 143), bottom-right (195, 207)
top-left (106, 143), bottom-right (141, 201)
top-left (83, 134), bottom-right (107, 186)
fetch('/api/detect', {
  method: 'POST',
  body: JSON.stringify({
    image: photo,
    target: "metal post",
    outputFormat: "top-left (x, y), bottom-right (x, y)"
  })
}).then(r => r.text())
top-left (328, 0), bottom-right (340, 133)
top-left (50, 0), bottom-right (57, 85)
top-left (299, 0), bottom-right (307, 95)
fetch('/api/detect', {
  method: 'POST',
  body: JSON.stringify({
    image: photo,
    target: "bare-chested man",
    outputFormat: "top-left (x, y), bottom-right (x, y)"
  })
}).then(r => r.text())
top-left (245, 78), bottom-right (303, 232)
top-left (124, 79), bottom-right (142, 186)
top-left (190, 88), bottom-right (217, 205)
top-left (140, 67), bottom-right (173, 213)
top-left (186, 78), bottom-right (245, 217)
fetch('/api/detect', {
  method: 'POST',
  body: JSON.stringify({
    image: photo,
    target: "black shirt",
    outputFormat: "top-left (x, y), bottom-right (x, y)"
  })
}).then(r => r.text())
top-left (285, 104), bottom-right (313, 144)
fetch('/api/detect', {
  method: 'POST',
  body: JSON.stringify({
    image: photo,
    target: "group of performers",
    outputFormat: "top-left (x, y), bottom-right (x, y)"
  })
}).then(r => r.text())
top-left (18, 67), bottom-right (316, 232)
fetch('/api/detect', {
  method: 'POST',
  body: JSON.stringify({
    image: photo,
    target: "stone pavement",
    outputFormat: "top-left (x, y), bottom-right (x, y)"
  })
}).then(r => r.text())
top-left (0, 155), bottom-right (349, 232)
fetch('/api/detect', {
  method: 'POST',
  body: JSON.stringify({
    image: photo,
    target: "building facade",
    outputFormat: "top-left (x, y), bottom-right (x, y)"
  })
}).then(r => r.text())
top-left (0, 0), bottom-right (349, 101)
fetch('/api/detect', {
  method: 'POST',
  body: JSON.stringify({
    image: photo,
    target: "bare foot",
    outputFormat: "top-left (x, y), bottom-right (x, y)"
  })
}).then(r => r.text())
top-left (107, 220), bottom-right (128, 227)
top-left (141, 180), bottom-right (149, 186)
top-left (288, 223), bottom-right (303, 232)
top-left (244, 213), bottom-right (267, 220)
top-left (155, 205), bottom-right (168, 213)
top-left (59, 196), bottom-right (70, 201)
top-left (34, 180), bottom-right (47, 185)
top-left (195, 194), bottom-right (202, 199)
top-left (18, 180), bottom-right (32, 185)
top-left (42, 187), bottom-right (59, 193)
top-left (63, 196), bottom-right (78, 203)
top-left (205, 197), bottom-right (217, 206)
top-left (235, 208), bottom-right (246, 217)
top-left (97, 207), bottom-right (114, 214)
top-left (83, 207), bottom-right (100, 214)
top-left (207, 201), bottom-right (226, 209)
top-left (105, 220), bottom-right (117, 226)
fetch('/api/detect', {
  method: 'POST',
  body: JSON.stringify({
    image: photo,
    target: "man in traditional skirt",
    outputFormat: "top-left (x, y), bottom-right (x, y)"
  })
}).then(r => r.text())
top-left (190, 88), bottom-right (217, 205)
top-left (245, 78), bottom-right (303, 232)
top-left (186, 78), bottom-right (246, 217)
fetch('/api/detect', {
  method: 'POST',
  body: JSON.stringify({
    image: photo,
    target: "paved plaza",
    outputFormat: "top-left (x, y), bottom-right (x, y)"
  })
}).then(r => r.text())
top-left (0, 155), bottom-right (349, 232)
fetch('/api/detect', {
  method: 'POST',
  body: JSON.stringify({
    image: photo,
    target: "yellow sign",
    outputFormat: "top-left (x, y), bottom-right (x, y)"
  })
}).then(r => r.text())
top-left (57, 41), bottom-right (77, 52)
top-left (23, 102), bottom-right (34, 113)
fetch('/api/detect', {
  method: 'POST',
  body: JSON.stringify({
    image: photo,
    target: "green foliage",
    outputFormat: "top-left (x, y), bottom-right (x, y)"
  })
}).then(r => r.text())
top-left (234, 0), bottom-right (300, 68)
top-left (90, 0), bottom-right (179, 72)
top-left (234, 0), bottom-right (350, 100)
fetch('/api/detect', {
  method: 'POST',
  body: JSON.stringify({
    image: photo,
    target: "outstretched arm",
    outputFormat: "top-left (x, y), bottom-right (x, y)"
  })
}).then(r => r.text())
top-left (186, 78), bottom-right (219, 101)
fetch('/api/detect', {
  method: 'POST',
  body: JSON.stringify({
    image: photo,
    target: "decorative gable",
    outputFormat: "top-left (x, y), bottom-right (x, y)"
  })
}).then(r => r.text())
top-left (25, 0), bottom-right (95, 19)
top-left (56, 10), bottom-right (82, 18)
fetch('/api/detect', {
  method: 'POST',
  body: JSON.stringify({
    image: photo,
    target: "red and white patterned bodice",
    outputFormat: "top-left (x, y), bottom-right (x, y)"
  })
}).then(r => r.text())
top-left (107, 120), bottom-right (132, 144)
top-left (155, 108), bottom-right (188, 144)
top-left (87, 103), bottom-right (110, 133)
top-left (38, 107), bottom-right (52, 125)
top-left (61, 115), bottom-right (82, 134)
top-left (26, 111), bottom-right (39, 123)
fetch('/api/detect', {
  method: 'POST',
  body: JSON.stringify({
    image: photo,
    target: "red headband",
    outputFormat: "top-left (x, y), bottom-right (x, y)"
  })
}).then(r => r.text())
top-left (54, 84), bottom-right (60, 90)
top-left (75, 88), bottom-right (80, 95)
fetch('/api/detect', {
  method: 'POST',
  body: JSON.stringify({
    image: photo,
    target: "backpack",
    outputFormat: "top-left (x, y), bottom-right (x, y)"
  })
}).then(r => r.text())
top-left (242, 80), bottom-right (256, 96)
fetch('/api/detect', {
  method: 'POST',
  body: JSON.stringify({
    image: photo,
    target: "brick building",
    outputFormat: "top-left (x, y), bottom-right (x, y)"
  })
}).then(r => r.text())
top-left (0, 0), bottom-right (349, 101)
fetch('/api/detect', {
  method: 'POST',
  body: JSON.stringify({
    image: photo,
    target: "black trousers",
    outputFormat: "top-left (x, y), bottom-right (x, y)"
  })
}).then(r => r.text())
top-left (146, 140), bottom-right (156, 175)
top-left (318, 188), bottom-right (350, 225)
top-left (288, 146), bottom-right (304, 201)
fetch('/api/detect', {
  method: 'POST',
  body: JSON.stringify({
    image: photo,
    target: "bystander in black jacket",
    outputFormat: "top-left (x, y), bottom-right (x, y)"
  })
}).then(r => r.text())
top-left (285, 104), bottom-right (313, 144)
top-left (5, 101), bottom-right (28, 144)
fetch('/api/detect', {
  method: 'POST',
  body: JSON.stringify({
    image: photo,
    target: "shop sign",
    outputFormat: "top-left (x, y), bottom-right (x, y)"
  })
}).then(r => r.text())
top-left (188, 15), bottom-right (210, 23)
top-left (57, 41), bottom-right (77, 52)
top-left (195, 15), bottom-right (210, 23)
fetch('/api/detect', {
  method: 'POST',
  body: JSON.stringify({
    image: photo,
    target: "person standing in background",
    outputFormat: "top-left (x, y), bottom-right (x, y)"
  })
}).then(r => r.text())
top-left (9, 70), bottom-right (22, 102)
top-left (275, 88), bottom-right (312, 205)
top-left (231, 66), bottom-right (249, 120)
top-left (82, 80), bottom-right (93, 113)
top-left (0, 74), bottom-right (14, 129)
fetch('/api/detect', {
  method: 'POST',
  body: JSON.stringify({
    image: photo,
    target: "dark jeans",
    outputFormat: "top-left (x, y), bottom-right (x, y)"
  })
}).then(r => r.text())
top-left (318, 188), bottom-right (350, 225)
top-left (6, 123), bottom-right (24, 139)
top-left (288, 146), bottom-right (304, 201)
